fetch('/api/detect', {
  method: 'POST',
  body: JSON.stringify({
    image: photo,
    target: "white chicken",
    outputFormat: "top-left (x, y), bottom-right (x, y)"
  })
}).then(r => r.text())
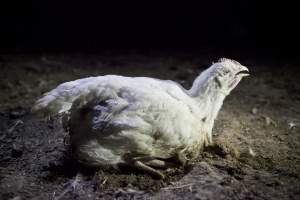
top-left (33, 58), bottom-right (249, 178)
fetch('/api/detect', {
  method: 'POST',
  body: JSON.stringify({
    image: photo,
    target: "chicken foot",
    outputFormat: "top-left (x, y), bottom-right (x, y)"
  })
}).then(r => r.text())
top-left (133, 160), bottom-right (165, 179)
top-left (123, 149), bottom-right (190, 179)
top-left (130, 156), bottom-right (179, 179)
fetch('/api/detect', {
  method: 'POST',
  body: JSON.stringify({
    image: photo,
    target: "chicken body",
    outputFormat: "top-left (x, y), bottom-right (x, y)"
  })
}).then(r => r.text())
top-left (68, 76), bottom-right (208, 165)
top-left (33, 58), bottom-right (249, 178)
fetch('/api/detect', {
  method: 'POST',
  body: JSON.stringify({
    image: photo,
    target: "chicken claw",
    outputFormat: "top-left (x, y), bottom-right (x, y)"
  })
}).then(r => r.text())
top-left (133, 160), bottom-right (165, 179)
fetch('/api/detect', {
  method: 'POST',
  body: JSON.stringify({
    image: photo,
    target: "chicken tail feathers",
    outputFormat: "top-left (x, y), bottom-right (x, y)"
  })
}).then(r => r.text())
top-left (32, 77), bottom-right (95, 118)
top-left (31, 93), bottom-right (73, 117)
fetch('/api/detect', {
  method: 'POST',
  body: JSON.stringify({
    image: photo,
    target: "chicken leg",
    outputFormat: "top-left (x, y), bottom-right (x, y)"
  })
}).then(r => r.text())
top-left (130, 156), bottom-right (179, 179)
top-left (133, 160), bottom-right (165, 179)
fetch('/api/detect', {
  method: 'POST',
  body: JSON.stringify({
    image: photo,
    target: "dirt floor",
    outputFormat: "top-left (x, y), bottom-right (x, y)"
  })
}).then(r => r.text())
top-left (0, 52), bottom-right (299, 199)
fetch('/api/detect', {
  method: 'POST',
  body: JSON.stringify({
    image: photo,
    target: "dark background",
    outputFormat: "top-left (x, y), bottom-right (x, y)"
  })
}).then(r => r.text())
top-left (0, 1), bottom-right (298, 61)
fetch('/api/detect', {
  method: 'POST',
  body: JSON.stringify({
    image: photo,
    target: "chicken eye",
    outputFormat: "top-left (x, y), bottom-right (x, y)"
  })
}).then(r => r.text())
top-left (218, 69), bottom-right (230, 77)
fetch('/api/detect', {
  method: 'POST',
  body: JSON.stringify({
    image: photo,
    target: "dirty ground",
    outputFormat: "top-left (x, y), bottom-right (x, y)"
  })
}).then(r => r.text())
top-left (0, 52), bottom-right (299, 199)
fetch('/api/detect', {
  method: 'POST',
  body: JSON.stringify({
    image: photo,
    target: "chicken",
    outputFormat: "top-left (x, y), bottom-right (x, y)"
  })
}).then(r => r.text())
top-left (32, 58), bottom-right (249, 178)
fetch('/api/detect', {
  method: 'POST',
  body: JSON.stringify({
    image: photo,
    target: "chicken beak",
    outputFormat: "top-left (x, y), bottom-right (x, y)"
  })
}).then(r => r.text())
top-left (236, 66), bottom-right (250, 77)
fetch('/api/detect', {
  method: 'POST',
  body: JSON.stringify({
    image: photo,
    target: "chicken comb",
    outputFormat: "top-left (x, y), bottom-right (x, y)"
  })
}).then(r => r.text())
top-left (217, 58), bottom-right (241, 65)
